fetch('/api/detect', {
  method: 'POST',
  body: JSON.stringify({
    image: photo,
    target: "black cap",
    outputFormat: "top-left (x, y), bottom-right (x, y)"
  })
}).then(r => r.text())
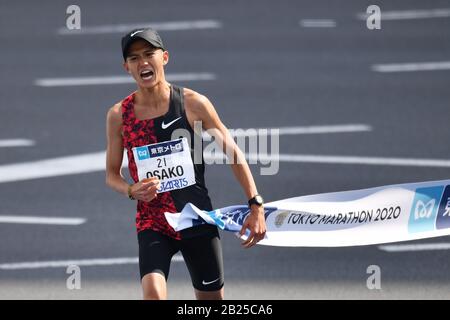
top-left (121, 28), bottom-right (165, 60)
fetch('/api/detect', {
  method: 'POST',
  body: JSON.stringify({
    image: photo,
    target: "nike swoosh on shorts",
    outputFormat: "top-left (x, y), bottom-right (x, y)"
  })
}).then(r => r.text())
top-left (202, 278), bottom-right (220, 286)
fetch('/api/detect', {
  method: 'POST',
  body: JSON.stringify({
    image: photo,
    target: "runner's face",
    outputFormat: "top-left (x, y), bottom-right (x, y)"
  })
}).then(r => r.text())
top-left (123, 40), bottom-right (168, 88)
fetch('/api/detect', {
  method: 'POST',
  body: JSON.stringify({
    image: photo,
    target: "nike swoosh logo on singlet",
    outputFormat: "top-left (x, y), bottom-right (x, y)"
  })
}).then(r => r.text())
top-left (161, 117), bottom-right (181, 129)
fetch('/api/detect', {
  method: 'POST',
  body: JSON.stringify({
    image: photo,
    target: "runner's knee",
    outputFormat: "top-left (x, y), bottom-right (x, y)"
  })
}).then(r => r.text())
top-left (195, 288), bottom-right (224, 300)
top-left (142, 273), bottom-right (167, 300)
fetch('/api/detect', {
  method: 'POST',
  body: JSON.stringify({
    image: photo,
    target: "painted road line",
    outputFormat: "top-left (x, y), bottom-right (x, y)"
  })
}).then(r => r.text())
top-left (372, 61), bottom-right (450, 73)
top-left (256, 154), bottom-right (450, 168)
top-left (35, 73), bottom-right (216, 87)
top-left (58, 19), bottom-right (222, 35)
top-left (0, 216), bottom-right (86, 225)
top-left (203, 124), bottom-right (372, 139)
top-left (232, 124), bottom-right (371, 137)
top-left (357, 8), bottom-right (450, 20)
top-left (0, 139), bottom-right (35, 147)
top-left (206, 153), bottom-right (450, 168)
top-left (2, 151), bottom-right (450, 184)
top-left (204, 153), bottom-right (450, 168)
top-left (0, 124), bottom-right (371, 183)
top-left (0, 255), bottom-right (183, 270)
top-left (0, 151), bottom-right (107, 183)
top-left (379, 243), bottom-right (450, 252)
top-left (300, 19), bottom-right (336, 27)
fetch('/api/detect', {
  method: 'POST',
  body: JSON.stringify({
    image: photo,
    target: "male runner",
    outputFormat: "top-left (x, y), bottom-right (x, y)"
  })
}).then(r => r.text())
top-left (106, 28), bottom-right (266, 300)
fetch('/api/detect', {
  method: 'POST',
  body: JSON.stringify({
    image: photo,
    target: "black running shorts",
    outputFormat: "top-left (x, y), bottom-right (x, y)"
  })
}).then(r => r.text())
top-left (137, 224), bottom-right (224, 292)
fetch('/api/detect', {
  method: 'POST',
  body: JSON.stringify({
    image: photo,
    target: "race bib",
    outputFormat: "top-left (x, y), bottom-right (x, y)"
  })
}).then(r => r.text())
top-left (132, 138), bottom-right (196, 193)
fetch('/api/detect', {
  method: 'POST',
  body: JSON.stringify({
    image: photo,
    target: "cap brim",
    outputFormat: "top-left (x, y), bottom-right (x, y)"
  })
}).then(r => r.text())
top-left (122, 36), bottom-right (164, 60)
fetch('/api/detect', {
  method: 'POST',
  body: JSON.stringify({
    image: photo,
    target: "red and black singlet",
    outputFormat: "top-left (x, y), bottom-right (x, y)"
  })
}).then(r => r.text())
top-left (121, 85), bottom-right (213, 239)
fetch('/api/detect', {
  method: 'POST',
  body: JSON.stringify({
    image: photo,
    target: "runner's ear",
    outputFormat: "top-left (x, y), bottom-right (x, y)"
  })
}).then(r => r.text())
top-left (123, 61), bottom-right (131, 73)
top-left (162, 50), bottom-right (169, 66)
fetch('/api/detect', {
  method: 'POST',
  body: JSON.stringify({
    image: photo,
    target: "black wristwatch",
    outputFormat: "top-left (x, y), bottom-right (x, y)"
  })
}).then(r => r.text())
top-left (248, 194), bottom-right (264, 207)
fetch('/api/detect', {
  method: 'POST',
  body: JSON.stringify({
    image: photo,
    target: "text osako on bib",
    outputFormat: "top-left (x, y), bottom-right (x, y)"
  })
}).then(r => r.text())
top-left (132, 138), bottom-right (196, 193)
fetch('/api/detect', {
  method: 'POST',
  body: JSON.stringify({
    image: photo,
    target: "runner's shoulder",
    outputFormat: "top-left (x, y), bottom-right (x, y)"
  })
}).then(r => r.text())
top-left (106, 101), bottom-right (123, 124)
top-left (183, 87), bottom-right (214, 115)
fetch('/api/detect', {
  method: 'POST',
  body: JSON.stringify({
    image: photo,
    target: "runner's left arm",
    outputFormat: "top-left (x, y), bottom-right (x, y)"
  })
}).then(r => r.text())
top-left (188, 94), bottom-right (266, 248)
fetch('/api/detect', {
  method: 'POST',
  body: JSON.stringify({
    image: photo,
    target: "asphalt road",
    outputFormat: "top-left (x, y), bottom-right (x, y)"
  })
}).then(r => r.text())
top-left (1, 0), bottom-right (450, 299)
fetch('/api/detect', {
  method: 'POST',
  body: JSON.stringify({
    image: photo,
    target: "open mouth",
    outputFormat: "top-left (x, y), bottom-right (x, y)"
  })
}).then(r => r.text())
top-left (140, 69), bottom-right (154, 80)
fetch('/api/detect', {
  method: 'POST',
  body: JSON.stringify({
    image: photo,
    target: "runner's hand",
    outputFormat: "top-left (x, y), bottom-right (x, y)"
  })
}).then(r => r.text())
top-left (239, 205), bottom-right (266, 248)
top-left (130, 177), bottom-right (160, 202)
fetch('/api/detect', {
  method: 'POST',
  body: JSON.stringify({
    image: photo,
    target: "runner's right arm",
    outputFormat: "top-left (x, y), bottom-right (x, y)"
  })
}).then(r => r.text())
top-left (106, 103), bottom-right (159, 202)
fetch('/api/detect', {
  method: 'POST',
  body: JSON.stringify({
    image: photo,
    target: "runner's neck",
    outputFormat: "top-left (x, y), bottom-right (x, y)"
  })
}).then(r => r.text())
top-left (135, 82), bottom-right (171, 111)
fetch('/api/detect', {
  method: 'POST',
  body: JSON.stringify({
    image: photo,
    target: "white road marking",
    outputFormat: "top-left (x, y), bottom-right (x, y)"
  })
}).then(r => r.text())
top-left (0, 151), bottom-right (107, 183)
top-left (255, 154), bottom-right (450, 168)
top-left (0, 255), bottom-right (183, 270)
top-left (1, 150), bottom-right (450, 184)
top-left (0, 216), bottom-right (85, 225)
top-left (300, 19), bottom-right (336, 27)
top-left (357, 8), bottom-right (450, 20)
top-left (35, 73), bottom-right (216, 87)
top-left (0, 124), bottom-right (367, 183)
top-left (378, 243), bottom-right (450, 252)
top-left (0, 139), bottom-right (35, 147)
top-left (208, 153), bottom-right (450, 168)
top-left (232, 124), bottom-right (371, 136)
top-left (58, 19), bottom-right (222, 35)
top-left (372, 61), bottom-right (450, 73)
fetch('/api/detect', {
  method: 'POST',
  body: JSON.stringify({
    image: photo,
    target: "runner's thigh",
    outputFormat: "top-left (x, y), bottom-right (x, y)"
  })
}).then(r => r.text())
top-left (180, 227), bottom-right (224, 291)
top-left (138, 229), bottom-right (179, 280)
